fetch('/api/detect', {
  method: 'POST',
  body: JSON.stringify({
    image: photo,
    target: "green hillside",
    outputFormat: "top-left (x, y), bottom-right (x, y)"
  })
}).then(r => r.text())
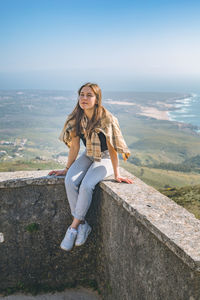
top-left (159, 185), bottom-right (200, 220)
top-left (120, 160), bottom-right (200, 189)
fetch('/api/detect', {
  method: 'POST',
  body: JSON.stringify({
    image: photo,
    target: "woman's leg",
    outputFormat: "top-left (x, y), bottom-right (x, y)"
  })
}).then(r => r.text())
top-left (73, 153), bottom-right (114, 221)
top-left (65, 149), bottom-right (93, 222)
top-left (60, 151), bottom-right (114, 251)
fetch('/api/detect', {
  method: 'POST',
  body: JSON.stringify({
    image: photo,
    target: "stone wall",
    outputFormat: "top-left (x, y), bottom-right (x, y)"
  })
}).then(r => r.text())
top-left (0, 169), bottom-right (200, 300)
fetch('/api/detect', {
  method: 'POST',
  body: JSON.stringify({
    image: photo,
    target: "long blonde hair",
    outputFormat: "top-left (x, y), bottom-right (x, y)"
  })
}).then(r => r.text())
top-left (67, 82), bottom-right (104, 138)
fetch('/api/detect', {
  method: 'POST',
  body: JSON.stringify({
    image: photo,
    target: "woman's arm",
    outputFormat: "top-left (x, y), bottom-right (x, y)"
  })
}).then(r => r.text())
top-left (106, 139), bottom-right (120, 178)
top-left (48, 132), bottom-right (80, 176)
top-left (106, 139), bottom-right (134, 184)
top-left (65, 132), bottom-right (80, 169)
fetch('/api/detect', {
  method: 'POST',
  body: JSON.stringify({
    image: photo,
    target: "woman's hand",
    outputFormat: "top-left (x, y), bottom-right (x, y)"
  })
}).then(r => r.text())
top-left (114, 175), bottom-right (134, 184)
top-left (48, 169), bottom-right (68, 176)
top-left (107, 140), bottom-right (133, 184)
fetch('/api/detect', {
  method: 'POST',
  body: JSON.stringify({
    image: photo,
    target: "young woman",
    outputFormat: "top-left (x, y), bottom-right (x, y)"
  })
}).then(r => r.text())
top-left (48, 82), bottom-right (134, 251)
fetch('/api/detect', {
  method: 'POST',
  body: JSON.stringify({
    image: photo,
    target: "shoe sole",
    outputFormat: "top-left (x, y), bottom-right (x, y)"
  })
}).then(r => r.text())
top-left (75, 227), bottom-right (92, 246)
top-left (60, 245), bottom-right (73, 251)
top-left (60, 240), bottom-right (74, 251)
top-left (60, 244), bottom-right (73, 251)
top-left (60, 228), bottom-right (78, 251)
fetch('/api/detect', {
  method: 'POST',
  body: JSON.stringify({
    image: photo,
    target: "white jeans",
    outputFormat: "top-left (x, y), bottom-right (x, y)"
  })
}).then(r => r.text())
top-left (64, 149), bottom-right (114, 220)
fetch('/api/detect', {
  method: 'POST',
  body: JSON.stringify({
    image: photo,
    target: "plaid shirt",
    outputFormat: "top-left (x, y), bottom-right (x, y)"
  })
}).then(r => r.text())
top-left (58, 107), bottom-right (131, 162)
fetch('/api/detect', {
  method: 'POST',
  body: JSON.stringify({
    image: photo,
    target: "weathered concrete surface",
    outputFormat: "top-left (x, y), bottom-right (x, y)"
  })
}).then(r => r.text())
top-left (95, 186), bottom-right (200, 300)
top-left (99, 171), bottom-right (200, 271)
top-left (0, 169), bottom-right (200, 300)
top-left (0, 170), bottom-right (63, 188)
top-left (0, 170), bottom-right (99, 294)
top-left (0, 287), bottom-right (101, 300)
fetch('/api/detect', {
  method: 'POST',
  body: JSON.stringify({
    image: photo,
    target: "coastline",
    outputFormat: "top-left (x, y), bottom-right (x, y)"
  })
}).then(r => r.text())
top-left (106, 94), bottom-right (200, 133)
top-left (137, 106), bottom-right (170, 121)
top-left (105, 94), bottom-right (193, 122)
top-left (105, 99), bottom-right (172, 121)
top-left (137, 94), bottom-right (195, 122)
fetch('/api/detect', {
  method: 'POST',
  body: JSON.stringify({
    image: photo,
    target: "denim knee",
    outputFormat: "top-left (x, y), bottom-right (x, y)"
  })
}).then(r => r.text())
top-left (79, 181), bottom-right (94, 193)
top-left (65, 174), bottom-right (78, 190)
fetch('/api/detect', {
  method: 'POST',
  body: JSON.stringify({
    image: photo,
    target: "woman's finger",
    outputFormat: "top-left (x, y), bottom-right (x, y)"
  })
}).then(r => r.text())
top-left (123, 178), bottom-right (129, 183)
top-left (115, 178), bottom-right (121, 182)
top-left (49, 170), bottom-right (56, 175)
top-left (126, 178), bottom-right (133, 184)
top-left (127, 178), bottom-right (134, 184)
top-left (115, 177), bottom-right (134, 184)
top-left (121, 177), bottom-right (133, 184)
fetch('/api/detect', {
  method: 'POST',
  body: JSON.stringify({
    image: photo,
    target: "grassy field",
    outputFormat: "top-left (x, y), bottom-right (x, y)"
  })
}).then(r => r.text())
top-left (0, 159), bottom-right (63, 172)
top-left (120, 159), bottom-right (200, 189)
top-left (159, 185), bottom-right (200, 220)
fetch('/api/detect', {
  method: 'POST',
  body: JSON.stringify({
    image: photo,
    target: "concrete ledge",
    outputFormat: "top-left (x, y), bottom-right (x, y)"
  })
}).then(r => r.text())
top-left (1, 169), bottom-right (199, 271)
top-left (99, 169), bottom-right (200, 272)
top-left (0, 169), bottom-right (200, 299)
top-left (0, 170), bottom-right (63, 188)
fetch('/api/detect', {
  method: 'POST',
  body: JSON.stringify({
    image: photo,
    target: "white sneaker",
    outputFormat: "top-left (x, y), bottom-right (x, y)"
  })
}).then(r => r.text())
top-left (75, 221), bottom-right (92, 246)
top-left (60, 226), bottom-right (78, 251)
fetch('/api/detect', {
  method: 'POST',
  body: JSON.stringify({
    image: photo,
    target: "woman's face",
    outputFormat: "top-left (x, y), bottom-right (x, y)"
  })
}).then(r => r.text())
top-left (79, 86), bottom-right (97, 110)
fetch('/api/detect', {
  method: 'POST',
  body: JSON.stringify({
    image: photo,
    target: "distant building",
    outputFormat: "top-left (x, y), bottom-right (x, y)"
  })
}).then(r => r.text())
top-left (0, 141), bottom-right (14, 145)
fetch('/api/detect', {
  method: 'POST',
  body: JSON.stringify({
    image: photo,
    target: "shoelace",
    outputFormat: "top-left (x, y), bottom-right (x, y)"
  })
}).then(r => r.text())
top-left (70, 232), bottom-right (75, 238)
top-left (66, 228), bottom-right (77, 238)
top-left (79, 223), bottom-right (86, 231)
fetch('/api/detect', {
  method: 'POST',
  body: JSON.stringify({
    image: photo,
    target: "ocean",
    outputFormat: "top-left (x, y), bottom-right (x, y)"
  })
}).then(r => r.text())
top-left (168, 93), bottom-right (200, 132)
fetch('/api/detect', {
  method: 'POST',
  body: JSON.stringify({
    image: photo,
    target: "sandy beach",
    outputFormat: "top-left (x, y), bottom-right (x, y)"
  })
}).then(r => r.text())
top-left (105, 99), bottom-right (171, 121)
top-left (137, 106), bottom-right (170, 120)
top-left (105, 100), bottom-right (136, 106)
top-left (104, 96), bottom-right (200, 131)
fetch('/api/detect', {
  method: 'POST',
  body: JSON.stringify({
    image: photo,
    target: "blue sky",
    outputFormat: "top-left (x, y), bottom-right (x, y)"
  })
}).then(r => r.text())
top-left (0, 0), bottom-right (200, 91)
